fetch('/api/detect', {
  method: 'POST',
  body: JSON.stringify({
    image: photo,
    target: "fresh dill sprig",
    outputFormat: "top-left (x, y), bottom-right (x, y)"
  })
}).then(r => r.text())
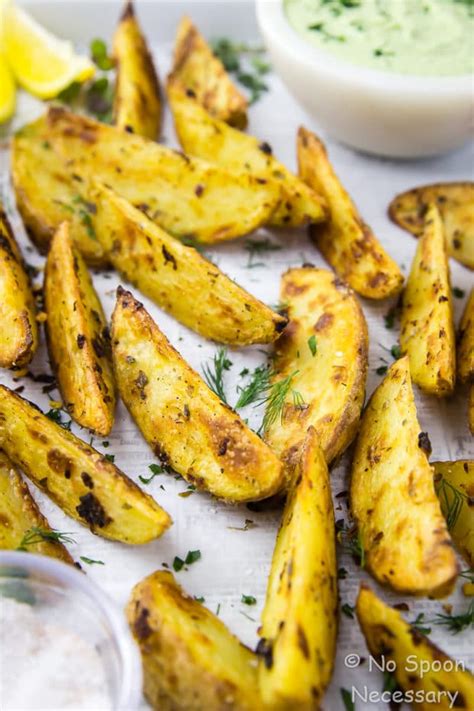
top-left (431, 601), bottom-right (474, 634)
top-left (210, 39), bottom-right (270, 104)
top-left (17, 527), bottom-right (76, 551)
top-left (235, 364), bottom-right (272, 409)
top-left (459, 568), bottom-right (474, 584)
top-left (336, 523), bottom-right (365, 567)
top-left (244, 238), bottom-right (281, 268)
top-left (46, 408), bottom-right (72, 430)
top-left (260, 370), bottom-right (299, 433)
top-left (410, 612), bottom-right (431, 635)
top-left (202, 348), bottom-right (232, 403)
top-left (435, 477), bottom-right (467, 530)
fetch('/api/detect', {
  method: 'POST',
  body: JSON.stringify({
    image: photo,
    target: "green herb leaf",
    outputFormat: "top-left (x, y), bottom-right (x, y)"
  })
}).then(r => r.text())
top-left (90, 38), bottom-right (114, 71)
top-left (241, 594), bottom-right (257, 605)
top-left (210, 39), bottom-right (270, 104)
top-left (244, 237), bottom-right (281, 268)
top-left (341, 688), bottom-right (355, 711)
top-left (308, 334), bottom-right (317, 356)
top-left (376, 365), bottom-right (388, 375)
top-left (17, 527), bottom-right (76, 551)
top-left (453, 286), bottom-right (466, 299)
top-left (435, 477), bottom-right (467, 530)
top-left (410, 612), bottom-right (431, 635)
top-left (202, 348), bottom-right (232, 403)
top-left (57, 81), bottom-right (82, 104)
top-left (260, 371), bottom-right (299, 433)
top-left (391, 344), bottom-right (402, 360)
top-left (185, 549), bottom-right (201, 565)
top-left (80, 556), bottom-right (105, 566)
top-left (431, 601), bottom-right (474, 634)
top-left (104, 453), bottom-right (115, 462)
top-left (172, 556), bottom-right (185, 572)
top-left (45, 408), bottom-right (72, 430)
top-left (341, 603), bottom-right (355, 618)
top-left (194, 596), bottom-right (205, 603)
top-left (139, 463), bottom-right (163, 485)
top-left (235, 364), bottom-right (272, 409)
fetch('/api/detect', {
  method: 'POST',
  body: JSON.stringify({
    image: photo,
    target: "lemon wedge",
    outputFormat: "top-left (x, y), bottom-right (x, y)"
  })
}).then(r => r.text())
top-left (0, 53), bottom-right (15, 123)
top-left (2, 3), bottom-right (95, 99)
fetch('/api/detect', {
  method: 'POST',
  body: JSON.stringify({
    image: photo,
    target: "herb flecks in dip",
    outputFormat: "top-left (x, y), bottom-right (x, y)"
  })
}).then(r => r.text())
top-left (284, 0), bottom-right (474, 76)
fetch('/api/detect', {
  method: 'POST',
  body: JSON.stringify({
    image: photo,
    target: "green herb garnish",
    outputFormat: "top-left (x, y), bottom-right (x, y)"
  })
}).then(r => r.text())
top-left (410, 612), bottom-right (431, 635)
top-left (391, 344), bottom-right (402, 360)
top-left (435, 477), bottom-right (467, 530)
top-left (341, 688), bottom-right (355, 711)
top-left (235, 364), bottom-right (272, 409)
top-left (139, 463), bottom-right (164, 485)
top-left (308, 334), bottom-right (317, 356)
top-left (202, 348), bottom-right (232, 403)
top-left (211, 39), bottom-right (270, 104)
top-left (80, 556), bottom-right (105, 566)
top-left (453, 286), bottom-right (466, 299)
top-left (17, 527), bottom-right (76, 551)
top-left (431, 601), bottom-right (474, 634)
top-left (241, 594), bottom-right (257, 605)
top-left (173, 550), bottom-right (201, 571)
top-left (244, 237), bottom-right (281, 268)
top-left (341, 603), bottom-right (355, 618)
top-left (90, 38), bottom-right (114, 71)
top-left (376, 365), bottom-right (388, 376)
top-left (46, 408), bottom-right (72, 430)
top-left (260, 370), bottom-right (299, 433)
top-left (308, 22), bottom-right (346, 42)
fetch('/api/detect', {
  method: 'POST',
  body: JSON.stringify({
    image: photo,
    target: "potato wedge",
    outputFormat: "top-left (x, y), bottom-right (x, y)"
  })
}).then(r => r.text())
top-left (168, 86), bottom-right (327, 228)
top-left (357, 585), bottom-right (474, 710)
top-left (258, 429), bottom-right (337, 709)
top-left (0, 206), bottom-right (38, 368)
top-left (297, 127), bottom-right (404, 299)
top-left (0, 451), bottom-right (74, 564)
top-left (400, 203), bottom-right (456, 396)
top-left (44, 221), bottom-right (115, 435)
top-left (0, 385), bottom-right (171, 543)
top-left (458, 289), bottom-right (474, 433)
top-left (11, 124), bottom-right (108, 266)
top-left (126, 570), bottom-right (261, 711)
top-left (350, 356), bottom-right (458, 596)
top-left (36, 108), bottom-right (281, 244)
top-left (389, 182), bottom-right (474, 270)
top-left (113, 1), bottom-right (162, 139)
top-left (264, 267), bottom-right (368, 474)
top-left (169, 15), bottom-right (248, 129)
top-left (89, 182), bottom-right (286, 345)
top-left (111, 288), bottom-right (283, 502)
top-left (433, 460), bottom-right (474, 567)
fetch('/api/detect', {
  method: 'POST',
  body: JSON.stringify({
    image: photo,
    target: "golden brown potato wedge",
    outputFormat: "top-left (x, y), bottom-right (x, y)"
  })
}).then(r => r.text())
top-left (127, 570), bottom-right (261, 711)
top-left (168, 86), bottom-right (327, 228)
top-left (0, 385), bottom-right (171, 543)
top-left (35, 108), bottom-right (281, 244)
top-left (297, 127), bottom-right (404, 299)
top-left (169, 15), bottom-right (248, 129)
top-left (0, 206), bottom-right (38, 368)
top-left (389, 182), bottom-right (474, 270)
top-left (0, 451), bottom-right (74, 564)
top-left (458, 289), bottom-right (474, 432)
top-left (350, 356), bottom-right (458, 596)
top-left (357, 585), bottom-right (474, 711)
top-left (400, 203), bottom-right (456, 396)
top-left (89, 182), bottom-right (286, 345)
top-left (44, 221), bottom-right (115, 435)
top-left (111, 288), bottom-right (284, 502)
top-left (258, 429), bottom-right (337, 710)
top-left (113, 1), bottom-right (162, 139)
top-left (11, 124), bottom-right (108, 266)
top-left (433, 460), bottom-right (474, 567)
top-left (264, 267), bottom-right (368, 476)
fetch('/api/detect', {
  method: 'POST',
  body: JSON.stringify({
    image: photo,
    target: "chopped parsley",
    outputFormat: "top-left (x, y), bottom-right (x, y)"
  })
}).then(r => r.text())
top-left (453, 286), bottom-right (466, 299)
top-left (376, 365), bottom-right (388, 375)
top-left (308, 22), bottom-right (346, 42)
top-left (241, 594), bottom-right (257, 605)
top-left (173, 550), bottom-right (202, 572)
top-left (139, 463), bottom-right (164, 485)
top-left (46, 408), bottom-right (72, 430)
top-left (341, 603), bottom-right (355, 618)
top-left (391, 344), bottom-right (402, 360)
top-left (308, 334), bottom-right (318, 356)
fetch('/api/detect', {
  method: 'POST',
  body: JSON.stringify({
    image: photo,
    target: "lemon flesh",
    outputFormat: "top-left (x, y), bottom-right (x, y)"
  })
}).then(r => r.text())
top-left (3, 4), bottom-right (95, 99)
top-left (0, 53), bottom-right (15, 123)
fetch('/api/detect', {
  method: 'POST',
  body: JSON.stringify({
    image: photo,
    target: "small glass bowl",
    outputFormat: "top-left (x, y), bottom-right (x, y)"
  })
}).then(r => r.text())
top-left (0, 551), bottom-right (142, 711)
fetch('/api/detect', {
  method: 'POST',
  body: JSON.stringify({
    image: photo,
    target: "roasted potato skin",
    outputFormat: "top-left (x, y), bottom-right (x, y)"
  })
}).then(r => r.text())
top-left (350, 356), bottom-right (458, 596)
top-left (433, 460), bottom-right (474, 567)
top-left (44, 222), bottom-right (115, 435)
top-left (0, 451), bottom-right (74, 564)
top-left (169, 15), bottom-right (248, 129)
top-left (298, 127), bottom-right (404, 299)
top-left (111, 288), bottom-right (284, 503)
top-left (127, 570), bottom-right (262, 711)
top-left (113, 1), bottom-right (162, 139)
top-left (458, 289), bottom-right (474, 383)
top-left (357, 586), bottom-right (474, 711)
top-left (0, 206), bottom-right (38, 368)
top-left (0, 385), bottom-right (171, 543)
top-left (389, 182), bottom-right (474, 270)
top-left (168, 86), bottom-right (327, 229)
top-left (11, 124), bottom-right (109, 266)
top-left (400, 203), bottom-right (456, 396)
top-left (90, 182), bottom-right (286, 345)
top-left (258, 429), bottom-right (337, 710)
top-left (37, 108), bottom-right (280, 244)
top-left (264, 267), bottom-right (368, 476)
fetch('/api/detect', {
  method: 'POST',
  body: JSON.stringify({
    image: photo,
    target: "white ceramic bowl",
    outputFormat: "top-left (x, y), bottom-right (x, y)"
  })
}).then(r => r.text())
top-left (0, 551), bottom-right (143, 711)
top-left (256, 0), bottom-right (473, 158)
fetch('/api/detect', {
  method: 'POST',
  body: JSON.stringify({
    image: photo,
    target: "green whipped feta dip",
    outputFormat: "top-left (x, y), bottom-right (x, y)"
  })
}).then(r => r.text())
top-left (284, 0), bottom-right (474, 76)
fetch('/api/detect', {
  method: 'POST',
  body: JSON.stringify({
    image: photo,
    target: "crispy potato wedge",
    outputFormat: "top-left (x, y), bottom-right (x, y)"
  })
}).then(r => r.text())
top-left (389, 182), bottom-right (474, 270)
top-left (37, 108), bottom-right (280, 244)
top-left (400, 203), bottom-right (456, 396)
top-left (0, 385), bottom-right (171, 543)
top-left (44, 222), bottom-right (115, 435)
top-left (258, 429), bottom-right (337, 710)
top-left (127, 570), bottom-right (261, 711)
top-left (169, 15), bottom-right (248, 129)
top-left (350, 356), bottom-right (458, 596)
top-left (89, 182), bottom-right (286, 345)
top-left (264, 267), bottom-right (368, 475)
top-left (297, 127), bottom-right (404, 299)
top-left (0, 206), bottom-right (38, 368)
top-left (168, 86), bottom-right (327, 228)
top-left (357, 586), bottom-right (474, 710)
top-left (111, 288), bottom-right (283, 502)
top-left (458, 289), bottom-right (474, 382)
top-left (433, 460), bottom-right (474, 567)
top-left (11, 124), bottom-right (108, 266)
top-left (0, 451), bottom-right (74, 564)
top-left (113, 1), bottom-right (162, 139)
